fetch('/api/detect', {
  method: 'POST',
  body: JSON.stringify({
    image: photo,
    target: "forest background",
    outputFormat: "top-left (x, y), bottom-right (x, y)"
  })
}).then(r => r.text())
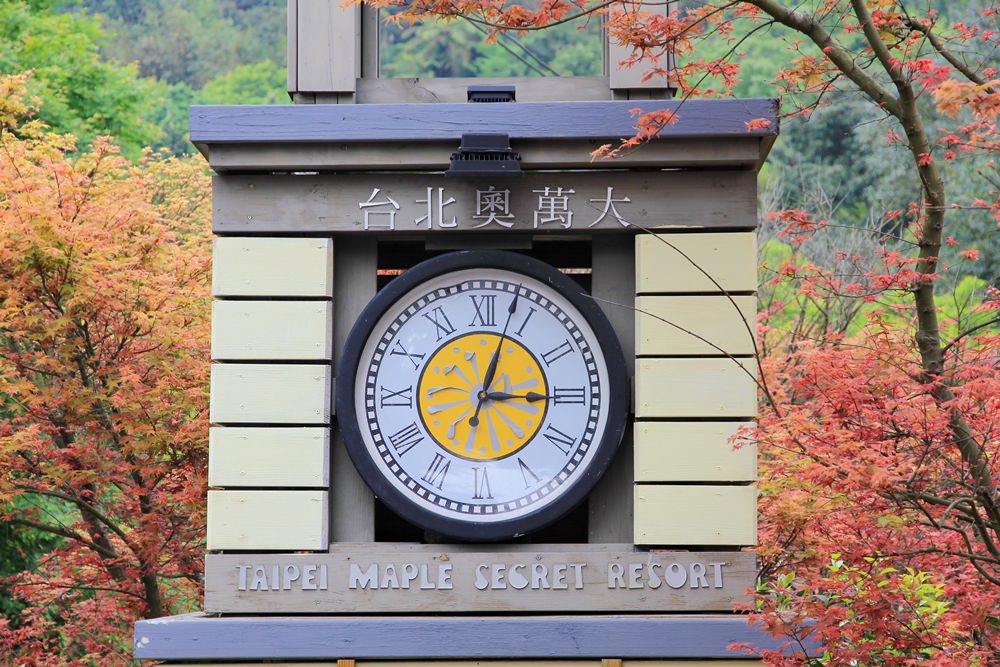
top-left (0, 0), bottom-right (996, 664)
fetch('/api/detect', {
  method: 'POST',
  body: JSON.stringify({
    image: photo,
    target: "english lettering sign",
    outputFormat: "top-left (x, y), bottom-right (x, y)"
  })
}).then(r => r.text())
top-left (205, 548), bottom-right (755, 613)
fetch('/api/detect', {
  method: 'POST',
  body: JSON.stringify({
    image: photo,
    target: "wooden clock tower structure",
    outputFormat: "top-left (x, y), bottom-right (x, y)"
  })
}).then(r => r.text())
top-left (134, 0), bottom-right (803, 663)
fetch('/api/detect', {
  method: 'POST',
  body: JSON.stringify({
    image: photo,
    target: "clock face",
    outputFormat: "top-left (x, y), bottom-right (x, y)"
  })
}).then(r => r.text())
top-left (337, 250), bottom-right (628, 541)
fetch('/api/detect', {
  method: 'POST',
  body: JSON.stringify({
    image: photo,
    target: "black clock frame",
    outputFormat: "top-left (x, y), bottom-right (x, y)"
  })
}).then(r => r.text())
top-left (336, 250), bottom-right (629, 542)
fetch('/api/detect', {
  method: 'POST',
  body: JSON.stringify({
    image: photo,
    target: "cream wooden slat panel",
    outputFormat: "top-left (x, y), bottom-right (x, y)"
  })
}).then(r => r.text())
top-left (207, 490), bottom-right (328, 550)
top-left (634, 422), bottom-right (756, 482)
top-left (208, 427), bottom-right (329, 488)
top-left (635, 358), bottom-right (757, 419)
top-left (635, 295), bottom-right (756, 356)
top-left (211, 301), bottom-right (333, 360)
top-left (210, 364), bottom-right (331, 424)
top-left (634, 485), bottom-right (757, 546)
top-left (635, 232), bottom-right (756, 294)
top-left (212, 237), bottom-right (333, 297)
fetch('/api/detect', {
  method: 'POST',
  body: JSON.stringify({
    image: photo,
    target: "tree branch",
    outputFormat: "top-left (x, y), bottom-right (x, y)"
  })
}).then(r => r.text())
top-left (747, 0), bottom-right (902, 116)
top-left (903, 15), bottom-right (996, 92)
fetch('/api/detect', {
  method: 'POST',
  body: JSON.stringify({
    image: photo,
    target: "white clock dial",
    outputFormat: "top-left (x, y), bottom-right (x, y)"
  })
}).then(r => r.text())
top-left (338, 252), bottom-right (627, 540)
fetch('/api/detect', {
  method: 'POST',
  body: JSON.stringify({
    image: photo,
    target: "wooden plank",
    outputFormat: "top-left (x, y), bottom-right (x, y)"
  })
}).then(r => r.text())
top-left (327, 543), bottom-right (635, 554)
top-left (208, 427), bottom-right (330, 488)
top-left (360, 3), bottom-right (378, 78)
top-left (634, 422), bottom-right (757, 482)
top-left (296, 0), bottom-right (358, 93)
top-left (609, 2), bottom-right (672, 90)
top-left (212, 237), bottom-right (333, 297)
top-left (634, 485), bottom-right (757, 546)
top-left (204, 550), bottom-right (755, 613)
top-left (212, 171), bottom-right (757, 234)
top-left (190, 98), bottom-right (780, 143)
top-left (588, 426), bottom-right (634, 544)
top-left (357, 76), bottom-right (613, 103)
top-left (635, 295), bottom-right (757, 356)
top-left (592, 236), bottom-right (636, 373)
top-left (211, 301), bottom-right (332, 361)
top-left (635, 358), bottom-right (757, 419)
top-left (636, 232), bottom-right (757, 294)
top-left (287, 0), bottom-right (298, 92)
top-left (204, 136), bottom-right (764, 173)
top-left (331, 0), bottom-right (360, 92)
top-left (159, 662), bottom-right (764, 667)
top-left (331, 237), bottom-right (376, 542)
top-left (588, 236), bottom-right (636, 544)
top-left (207, 490), bottom-right (328, 550)
top-left (135, 614), bottom-right (810, 660)
top-left (210, 364), bottom-right (331, 424)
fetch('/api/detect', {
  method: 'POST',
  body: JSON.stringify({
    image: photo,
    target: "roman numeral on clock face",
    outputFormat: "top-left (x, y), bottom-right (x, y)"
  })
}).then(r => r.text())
top-left (541, 339), bottom-right (574, 366)
top-left (514, 306), bottom-right (536, 337)
top-left (553, 387), bottom-right (586, 405)
top-left (421, 453), bottom-right (450, 490)
top-left (543, 423), bottom-right (577, 455)
top-left (472, 467), bottom-right (494, 499)
top-left (468, 295), bottom-right (496, 327)
top-left (422, 306), bottom-right (456, 341)
top-left (387, 421), bottom-right (423, 456)
top-left (389, 340), bottom-right (425, 370)
top-left (517, 457), bottom-right (542, 489)
top-left (379, 385), bottom-right (413, 408)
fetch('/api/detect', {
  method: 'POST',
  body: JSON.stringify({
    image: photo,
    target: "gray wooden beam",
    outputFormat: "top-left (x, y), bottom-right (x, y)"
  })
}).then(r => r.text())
top-left (134, 613), bottom-right (816, 660)
top-left (588, 235), bottom-right (636, 544)
top-left (203, 137), bottom-right (765, 172)
top-left (356, 76), bottom-right (614, 103)
top-left (331, 237), bottom-right (376, 542)
top-left (211, 170), bottom-right (759, 234)
top-left (190, 98), bottom-right (778, 145)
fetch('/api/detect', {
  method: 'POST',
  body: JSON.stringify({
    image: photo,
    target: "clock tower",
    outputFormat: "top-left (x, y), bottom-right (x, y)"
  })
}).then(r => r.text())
top-left (133, 0), bottom-right (813, 662)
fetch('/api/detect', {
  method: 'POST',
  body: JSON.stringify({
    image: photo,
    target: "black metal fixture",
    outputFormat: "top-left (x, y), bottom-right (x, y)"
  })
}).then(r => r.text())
top-left (447, 133), bottom-right (522, 177)
top-left (467, 85), bottom-right (516, 103)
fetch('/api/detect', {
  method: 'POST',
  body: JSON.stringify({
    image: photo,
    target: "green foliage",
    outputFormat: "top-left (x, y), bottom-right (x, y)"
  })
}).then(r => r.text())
top-left (757, 557), bottom-right (961, 665)
top-left (201, 60), bottom-right (290, 105)
top-left (146, 80), bottom-right (200, 156)
top-left (69, 0), bottom-right (286, 89)
top-left (0, 494), bottom-right (76, 627)
top-left (759, 237), bottom-right (994, 344)
top-left (0, 1), bottom-right (164, 156)
top-left (0, 1), bottom-right (291, 157)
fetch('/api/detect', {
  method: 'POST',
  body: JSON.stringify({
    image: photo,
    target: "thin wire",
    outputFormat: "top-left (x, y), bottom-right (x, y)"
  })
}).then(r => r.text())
top-left (497, 24), bottom-right (568, 76)
top-left (464, 17), bottom-right (563, 76)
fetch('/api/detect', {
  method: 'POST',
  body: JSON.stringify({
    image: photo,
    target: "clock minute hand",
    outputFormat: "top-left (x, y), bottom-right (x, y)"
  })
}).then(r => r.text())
top-left (470, 287), bottom-right (521, 428)
top-left (481, 287), bottom-right (520, 391)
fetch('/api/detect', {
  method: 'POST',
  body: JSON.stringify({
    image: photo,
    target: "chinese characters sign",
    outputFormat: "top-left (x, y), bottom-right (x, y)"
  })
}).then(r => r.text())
top-left (357, 184), bottom-right (633, 231)
top-left (210, 170), bottom-right (739, 235)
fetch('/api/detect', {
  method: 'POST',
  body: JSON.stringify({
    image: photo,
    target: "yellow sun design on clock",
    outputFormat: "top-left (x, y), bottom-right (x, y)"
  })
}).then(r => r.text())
top-left (417, 332), bottom-right (548, 461)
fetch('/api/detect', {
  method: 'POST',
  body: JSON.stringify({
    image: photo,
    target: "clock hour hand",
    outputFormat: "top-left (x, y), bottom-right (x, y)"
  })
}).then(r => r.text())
top-left (485, 391), bottom-right (554, 403)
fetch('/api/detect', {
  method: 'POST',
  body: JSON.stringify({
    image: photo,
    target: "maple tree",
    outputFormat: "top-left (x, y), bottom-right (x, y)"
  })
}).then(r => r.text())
top-left (0, 74), bottom-right (212, 663)
top-left (362, 0), bottom-right (1000, 662)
